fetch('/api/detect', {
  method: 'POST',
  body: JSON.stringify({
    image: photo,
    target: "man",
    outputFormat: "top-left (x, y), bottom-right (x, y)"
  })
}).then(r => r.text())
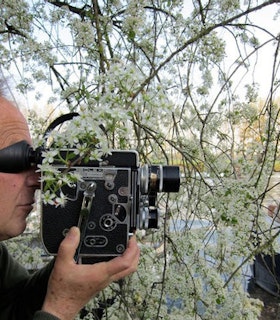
top-left (0, 93), bottom-right (140, 320)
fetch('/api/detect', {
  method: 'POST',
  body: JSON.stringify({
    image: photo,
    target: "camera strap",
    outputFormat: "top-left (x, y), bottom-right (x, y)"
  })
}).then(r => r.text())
top-left (43, 112), bottom-right (79, 139)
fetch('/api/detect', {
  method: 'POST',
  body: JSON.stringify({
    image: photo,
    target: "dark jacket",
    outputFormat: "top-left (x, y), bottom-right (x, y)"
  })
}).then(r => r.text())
top-left (0, 243), bottom-right (59, 320)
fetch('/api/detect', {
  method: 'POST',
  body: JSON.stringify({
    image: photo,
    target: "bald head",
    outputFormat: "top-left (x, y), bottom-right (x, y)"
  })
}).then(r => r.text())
top-left (0, 97), bottom-right (31, 149)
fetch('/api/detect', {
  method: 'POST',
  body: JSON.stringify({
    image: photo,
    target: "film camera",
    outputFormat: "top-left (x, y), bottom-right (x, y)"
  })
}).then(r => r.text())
top-left (0, 114), bottom-right (180, 263)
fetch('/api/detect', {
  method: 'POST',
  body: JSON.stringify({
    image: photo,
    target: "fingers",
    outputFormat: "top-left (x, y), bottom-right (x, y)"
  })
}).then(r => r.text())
top-left (56, 227), bottom-right (140, 281)
top-left (57, 226), bottom-right (80, 263)
top-left (45, 230), bottom-right (139, 319)
top-left (105, 236), bottom-right (140, 281)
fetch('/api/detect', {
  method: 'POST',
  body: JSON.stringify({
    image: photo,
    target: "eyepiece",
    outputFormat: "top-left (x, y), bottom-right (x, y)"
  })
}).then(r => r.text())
top-left (0, 140), bottom-right (42, 173)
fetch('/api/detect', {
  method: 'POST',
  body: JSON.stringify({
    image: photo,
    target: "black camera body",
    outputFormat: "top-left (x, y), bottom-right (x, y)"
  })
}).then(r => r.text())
top-left (0, 113), bottom-right (180, 263)
top-left (41, 150), bottom-right (180, 263)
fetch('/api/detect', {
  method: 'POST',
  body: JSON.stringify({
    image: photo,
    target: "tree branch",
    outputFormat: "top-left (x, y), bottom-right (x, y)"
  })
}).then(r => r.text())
top-left (0, 19), bottom-right (27, 38)
top-left (127, 0), bottom-right (280, 107)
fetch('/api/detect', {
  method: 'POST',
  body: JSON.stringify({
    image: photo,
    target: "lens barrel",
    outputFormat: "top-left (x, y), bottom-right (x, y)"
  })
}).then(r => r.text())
top-left (161, 166), bottom-right (181, 192)
top-left (140, 164), bottom-right (180, 194)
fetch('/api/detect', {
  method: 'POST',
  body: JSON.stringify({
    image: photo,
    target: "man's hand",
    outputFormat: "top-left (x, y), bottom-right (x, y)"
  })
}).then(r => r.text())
top-left (42, 227), bottom-right (140, 320)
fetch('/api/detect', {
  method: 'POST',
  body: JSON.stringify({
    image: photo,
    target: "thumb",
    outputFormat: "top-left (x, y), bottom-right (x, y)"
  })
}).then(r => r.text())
top-left (57, 226), bottom-right (80, 262)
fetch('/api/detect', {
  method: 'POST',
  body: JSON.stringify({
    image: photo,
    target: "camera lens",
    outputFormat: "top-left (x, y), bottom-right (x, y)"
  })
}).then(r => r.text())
top-left (148, 208), bottom-right (159, 229)
top-left (140, 164), bottom-right (180, 194)
top-left (161, 166), bottom-right (181, 192)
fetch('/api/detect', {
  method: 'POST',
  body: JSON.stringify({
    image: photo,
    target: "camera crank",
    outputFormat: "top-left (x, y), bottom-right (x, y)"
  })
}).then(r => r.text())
top-left (74, 182), bottom-right (97, 263)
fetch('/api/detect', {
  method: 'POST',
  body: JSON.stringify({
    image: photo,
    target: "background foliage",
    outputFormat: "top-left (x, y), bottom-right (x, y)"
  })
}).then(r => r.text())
top-left (1, 0), bottom-right (280, 318)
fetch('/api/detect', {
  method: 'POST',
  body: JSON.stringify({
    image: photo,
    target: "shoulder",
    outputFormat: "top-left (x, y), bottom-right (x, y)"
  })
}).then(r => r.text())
top-left (33, 311), bottom-right (61, 320)
top-left (0, 242), bottom-right (9, 260)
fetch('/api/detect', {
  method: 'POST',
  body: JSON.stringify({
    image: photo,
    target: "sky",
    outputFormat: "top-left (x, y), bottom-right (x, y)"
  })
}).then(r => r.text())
top-left (233, 3), bottom-right (279, 98)
top-left (2, 1), bottom-right (280, 113)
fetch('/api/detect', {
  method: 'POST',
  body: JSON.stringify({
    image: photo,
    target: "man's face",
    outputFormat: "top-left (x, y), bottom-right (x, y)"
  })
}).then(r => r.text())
top-left (0, 97), bottom-right (39, 240)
